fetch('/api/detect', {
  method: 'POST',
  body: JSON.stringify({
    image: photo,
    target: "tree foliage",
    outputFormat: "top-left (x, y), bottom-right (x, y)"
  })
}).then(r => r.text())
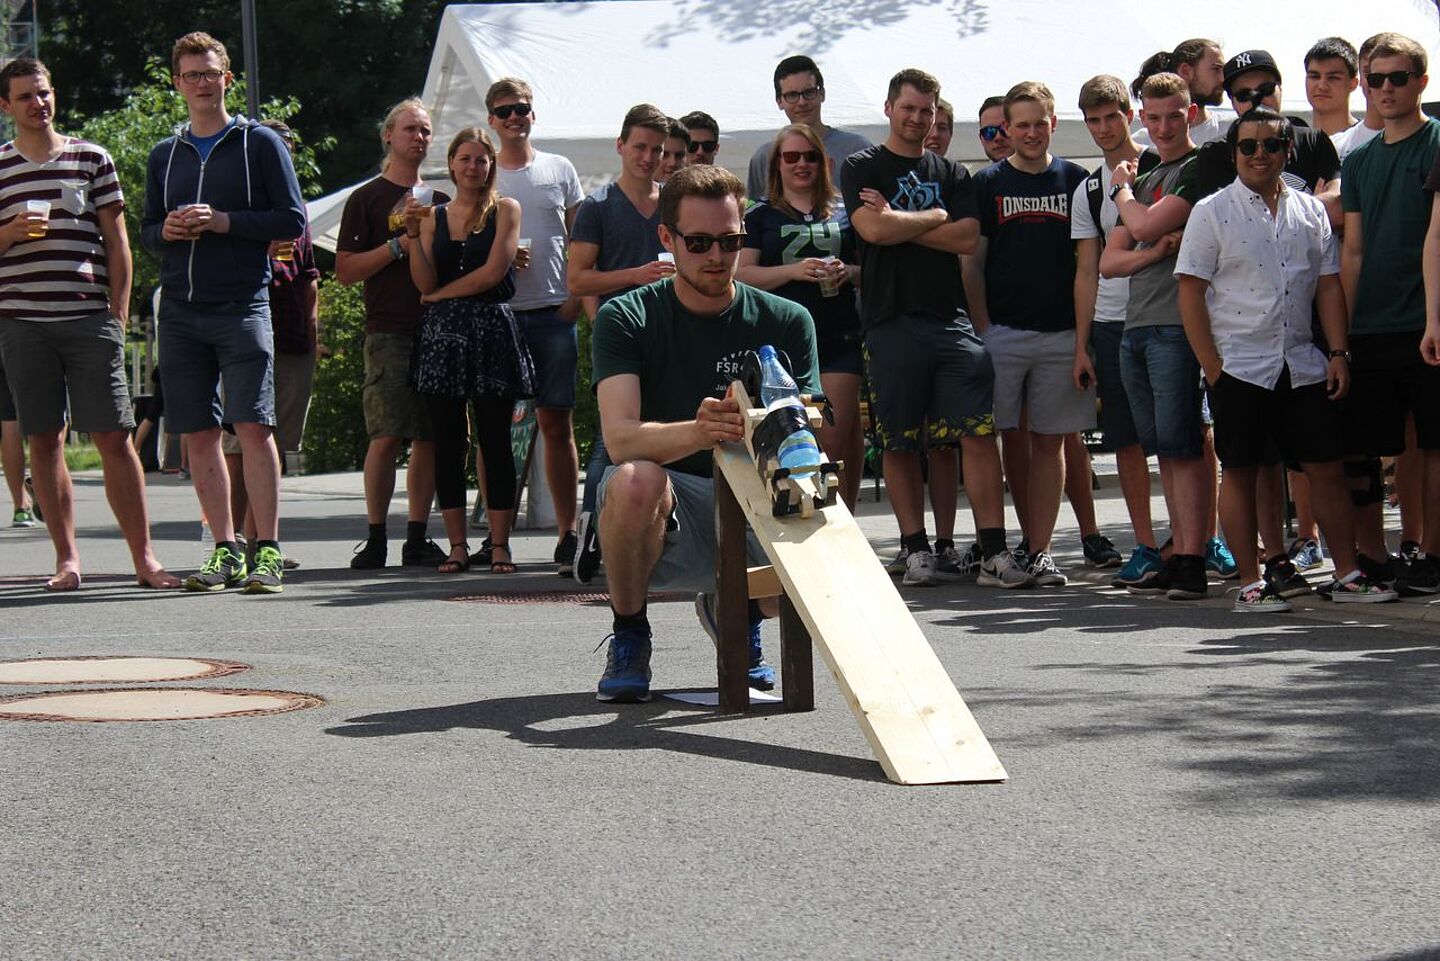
top-left (74, 60), bottom-right (331, 324)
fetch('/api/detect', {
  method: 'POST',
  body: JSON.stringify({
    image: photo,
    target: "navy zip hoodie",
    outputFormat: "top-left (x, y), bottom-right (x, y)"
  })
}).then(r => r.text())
top-left (140, 116), bottom-right (305, 303)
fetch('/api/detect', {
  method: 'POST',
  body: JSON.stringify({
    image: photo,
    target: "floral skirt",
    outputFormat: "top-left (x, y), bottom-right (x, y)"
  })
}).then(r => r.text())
top-left (411, 298), bottom-right (535, 400)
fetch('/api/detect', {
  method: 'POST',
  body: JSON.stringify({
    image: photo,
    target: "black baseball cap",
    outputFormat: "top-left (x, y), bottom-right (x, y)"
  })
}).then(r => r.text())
top-left (1224, 50), bottom-right (1282, 91)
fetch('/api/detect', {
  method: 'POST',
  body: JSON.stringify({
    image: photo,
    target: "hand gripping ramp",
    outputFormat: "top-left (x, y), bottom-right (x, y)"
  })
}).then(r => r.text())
top-left (712, 426), bottom-right (1006, 786)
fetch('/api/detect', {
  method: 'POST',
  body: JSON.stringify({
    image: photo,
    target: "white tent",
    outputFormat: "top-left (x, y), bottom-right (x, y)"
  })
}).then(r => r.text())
top-left (311, 0), bottom-right (1440, 250)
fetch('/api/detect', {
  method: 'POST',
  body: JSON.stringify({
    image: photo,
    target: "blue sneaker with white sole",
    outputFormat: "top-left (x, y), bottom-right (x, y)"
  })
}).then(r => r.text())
top-left (695, 593), bottom-right (776, 690)
top-left (1112, 544), bottom-right (1162, 588)
top-left (596, 627), bottom-right (652, 702)
top-left (1205, 537), bottom-right (1239, 579)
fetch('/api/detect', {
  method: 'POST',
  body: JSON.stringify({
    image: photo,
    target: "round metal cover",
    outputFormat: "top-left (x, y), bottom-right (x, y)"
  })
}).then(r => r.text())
top-left (0, 656), bottom-right (249, 685)
top-left (0, 688), bottom-right (325, 722)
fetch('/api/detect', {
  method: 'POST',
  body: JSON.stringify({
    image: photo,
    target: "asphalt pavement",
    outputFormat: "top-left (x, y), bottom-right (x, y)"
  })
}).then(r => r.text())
top-left (2, 466), bottom-right (1439, 960)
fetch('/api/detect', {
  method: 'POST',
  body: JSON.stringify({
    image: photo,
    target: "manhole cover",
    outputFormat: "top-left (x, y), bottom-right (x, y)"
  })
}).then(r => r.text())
top-left (451, 590), bottom-right (692, 605)
top-left (0, 688), bottom-right (325, 722)
top-left (0, 657), bottom-right (248, 685)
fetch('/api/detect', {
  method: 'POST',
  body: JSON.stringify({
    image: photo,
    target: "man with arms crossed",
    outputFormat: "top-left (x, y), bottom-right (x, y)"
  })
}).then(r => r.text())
top-left (337, 99), bottom-right (449, 571)
top-left (0, 56), bottom-right (176, 591)
top-left (141, 32), bottom-right (303, 594)
top-left (842, 68), bottom-right (1029, 589)
top-left (1100, 72), bottom-right (1209, 600)
top-left (590, 165), bottom-right (817, 702)
top-left (487, 77), bottom-right (586, 576)
top-left (1178, 107), bottom-right (1395, 609)
top-left (748, 56), bottom-right (871, 201)
top-left (963, 81), bottom-right (1090, 587)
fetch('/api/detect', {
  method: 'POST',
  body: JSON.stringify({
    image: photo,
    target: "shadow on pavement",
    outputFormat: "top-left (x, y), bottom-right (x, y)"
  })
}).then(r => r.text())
top-left (324, 690), bottom-right (885, 784)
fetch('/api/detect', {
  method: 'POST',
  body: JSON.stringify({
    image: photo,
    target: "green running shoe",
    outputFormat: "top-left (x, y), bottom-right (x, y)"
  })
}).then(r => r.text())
top-left (185, 545), bottom-right (248, 592)
top-left (243, 545), bottom-right (285, 595)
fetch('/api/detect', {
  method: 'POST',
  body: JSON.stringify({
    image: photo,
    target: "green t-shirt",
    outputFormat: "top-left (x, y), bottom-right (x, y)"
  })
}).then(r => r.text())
top-left (592, 279), bottom-right (820, 478)
top-left (1341, 118), bottom-right (1440, 335)
top-left (1122, 149), bottom-right (1199, 330)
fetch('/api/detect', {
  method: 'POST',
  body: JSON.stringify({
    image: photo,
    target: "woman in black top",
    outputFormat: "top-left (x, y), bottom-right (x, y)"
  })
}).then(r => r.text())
top-left (737, 124), bottom-right (864, 509)
top-left (407, 127), bottom-right (534, 574)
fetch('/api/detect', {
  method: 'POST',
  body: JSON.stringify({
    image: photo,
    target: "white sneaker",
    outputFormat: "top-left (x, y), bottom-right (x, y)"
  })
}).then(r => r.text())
top-left (977, 550), bottom-right (1035, 589)
top-left (1026, 550), bottom-right (1068, 587)
top-left (902, 549), bottom-right (938, 586)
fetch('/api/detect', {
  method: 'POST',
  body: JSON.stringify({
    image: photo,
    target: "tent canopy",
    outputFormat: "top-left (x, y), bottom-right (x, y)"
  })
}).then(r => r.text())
top-left (311, 0), bottom-right (1440, 249)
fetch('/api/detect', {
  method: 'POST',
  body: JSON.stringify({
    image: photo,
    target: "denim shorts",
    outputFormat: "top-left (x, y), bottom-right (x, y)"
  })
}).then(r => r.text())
top-left (1119, 325), bottom-right (1203, 459)
top-left (864, 311), bottom-right (995, 452)
top-left (1090, 321), bottom-right (1140, 451)
top-left (597, 465), bottom-right (765, 593)
top-left (158, 296), bottom-right (275, 434)
top-left (515, 306), bottom-right (578, 409)
top-left (0, 311), bottom-right (134, 435)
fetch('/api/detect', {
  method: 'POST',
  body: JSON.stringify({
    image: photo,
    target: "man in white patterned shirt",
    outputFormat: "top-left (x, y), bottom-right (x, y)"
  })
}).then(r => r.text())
top-left (0, 57), bottom-right (177, 592)
top-left (1175, 106), bottom-right (1395, 610)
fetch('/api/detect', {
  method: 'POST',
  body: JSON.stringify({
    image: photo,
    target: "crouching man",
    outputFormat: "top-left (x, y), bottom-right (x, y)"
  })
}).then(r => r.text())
top-left (590, 165), bottom-right (818, 701)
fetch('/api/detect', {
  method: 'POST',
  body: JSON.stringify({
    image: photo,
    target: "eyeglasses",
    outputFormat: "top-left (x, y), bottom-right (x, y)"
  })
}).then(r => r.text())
top-left (1366, 70), bottom-right (1415, 89)
top-left (979, 125), bottom-right (1006, 142)
top-left (779, 86), bottom-right (822, 104)
top-left (179, 70), bottom-right (224, 85)
top-left (687, 140), bottom-right (718, 153)
top-left (1231, 80), bottom-right (1278, 104)
top-left (1236, 136), bottom-right (1290, 156)
top-left (490, 103), bottom-right (532, 120)
top-left (666, 228), bottom-right (747, 254)
top-left (780, 149), bottom-right (822, 164)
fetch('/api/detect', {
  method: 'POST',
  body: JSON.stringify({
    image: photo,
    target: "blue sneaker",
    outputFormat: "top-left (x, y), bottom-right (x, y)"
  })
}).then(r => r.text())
top-left (596, 628), bottom-right (652, 702)
top-left (695, 593), bottom-right (775, 691)
top-left (1287, 538), bottom-right (1324, 573)
top-left (1111, 544), bottom-right (1162, 588)
top-left (1205, 538), bottom-right (1239, 580)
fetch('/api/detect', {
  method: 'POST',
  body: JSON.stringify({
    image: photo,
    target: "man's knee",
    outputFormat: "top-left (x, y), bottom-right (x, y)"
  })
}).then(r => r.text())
top-left (536, 408), bottom-right (574, 442)
top-left (602, 461), bottom-right (671, 520)
top-left (90, 430), bottom-right (134, 457)
top-left (369, 435), bottom-right (404, 460)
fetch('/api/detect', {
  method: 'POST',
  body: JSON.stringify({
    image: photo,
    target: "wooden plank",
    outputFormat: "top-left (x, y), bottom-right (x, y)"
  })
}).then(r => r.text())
top-left (779, 593), bottom-right (814, 713)
top-left (713, 461), bottom-right (752, 713)
top-left (747, 565), bottom-right (782, 599)
top-left (714, 443), bottom-right (1007, 785)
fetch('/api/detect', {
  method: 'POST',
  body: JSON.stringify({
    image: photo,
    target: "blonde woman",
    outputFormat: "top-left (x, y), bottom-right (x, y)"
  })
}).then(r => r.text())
top-left (407, 128), bottom-right (534, 574)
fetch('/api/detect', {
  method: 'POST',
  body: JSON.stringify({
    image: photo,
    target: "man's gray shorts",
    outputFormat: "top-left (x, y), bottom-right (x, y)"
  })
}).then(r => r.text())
top-left (985, 323), bottom-right (1096, 434)
top-left (598, 464), bottom-right (766, 594)
top-left (0, 311), bottom-right (135, 436)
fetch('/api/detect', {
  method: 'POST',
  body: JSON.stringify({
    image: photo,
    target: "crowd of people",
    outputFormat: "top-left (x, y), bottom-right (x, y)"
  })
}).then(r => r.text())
top-left (0, 28), bottom-right (1437, 701)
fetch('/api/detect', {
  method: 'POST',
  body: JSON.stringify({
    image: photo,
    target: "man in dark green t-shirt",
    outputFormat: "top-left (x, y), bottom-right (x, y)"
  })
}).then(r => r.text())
top-left (1340, 31), bottom-right (1440, 595)
top-left (591, 165), bottom-right (818, 703)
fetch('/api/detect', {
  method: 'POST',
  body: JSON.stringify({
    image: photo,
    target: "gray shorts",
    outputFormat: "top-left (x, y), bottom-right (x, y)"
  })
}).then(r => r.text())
top-left (597, 464), bottom-right (765, 594)
top-left (0, 311), bottom-right (135, 435)
top-left (986, 324), bottom-right (1096, 434)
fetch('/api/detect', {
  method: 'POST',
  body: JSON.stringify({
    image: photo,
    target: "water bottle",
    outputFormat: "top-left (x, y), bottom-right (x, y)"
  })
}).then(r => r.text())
top-left (199, 515), bottom-right (214, 555)
top-left (757, 346), bottom-right (821, 475)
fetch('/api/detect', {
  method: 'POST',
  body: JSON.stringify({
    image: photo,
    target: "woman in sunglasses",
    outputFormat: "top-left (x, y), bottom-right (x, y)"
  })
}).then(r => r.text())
top-left (406, 127), bottom-right (535, 574)
top-left (737, 124), bottom-right (864, 509)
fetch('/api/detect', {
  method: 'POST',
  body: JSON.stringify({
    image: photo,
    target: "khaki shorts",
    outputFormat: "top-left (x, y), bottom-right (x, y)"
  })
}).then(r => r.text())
top-left (362, 332), bottom-right (432, 441)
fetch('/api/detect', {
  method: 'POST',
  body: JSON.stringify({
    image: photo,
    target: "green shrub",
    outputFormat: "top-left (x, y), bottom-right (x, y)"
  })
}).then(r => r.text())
top-left (302, 280), bottom-right (369, 473)
top-left (576, 311), bottom-right (599, 465)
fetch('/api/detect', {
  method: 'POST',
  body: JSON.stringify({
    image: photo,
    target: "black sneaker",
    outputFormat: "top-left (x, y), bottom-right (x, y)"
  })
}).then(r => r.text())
top-left (186, 545), bottom-right (248, 592)
top-left (574, 511), bottom-right (602, 585)
top-left (1400, 540), bottom-right (1422, 564)
top-left (350, 538), bottom-right (386, 569)
top-left (1082, 533), bottom-right (1123, 568)
top-left (402, 538), bottom-right (448, 566)
top-left (1396, 554), bottom-right (1440, 596)
top-left (555, 530), bottom-right (578, 578)
top-left (1358, 552), bottom-right (1398, 587)
top-left (469, 536), bottom-right (493, 568)
top-left (1263, 556), bottom-right (1312, 599)
top-left (1165, 554), bottom-right (1208, 600)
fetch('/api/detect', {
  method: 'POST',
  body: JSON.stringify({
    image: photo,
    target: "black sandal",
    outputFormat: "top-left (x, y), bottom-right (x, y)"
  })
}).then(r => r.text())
top-left (489, 542), bottom-right (516, 575)
top-left (438, 543), bottom-right (471, 574)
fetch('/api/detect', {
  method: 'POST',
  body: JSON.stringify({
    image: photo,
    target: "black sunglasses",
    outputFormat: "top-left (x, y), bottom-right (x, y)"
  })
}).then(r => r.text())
top-left (1236, 136), bottom-right (1290, 156)
top-left (979, 124), bottom-right (1005, 142)
top-left (1231, 80), bottom-right (1278, 104)
top-left (491, 103), bottom-right (533, 120)
top-left (687, 139), bottom-right (718, 153)
top-left (1366, 70), bottom-right (1415, 89)
top-left (780, 149), bottom-right (822, 164)
top-left (666, 228), bottom-right (747, 254)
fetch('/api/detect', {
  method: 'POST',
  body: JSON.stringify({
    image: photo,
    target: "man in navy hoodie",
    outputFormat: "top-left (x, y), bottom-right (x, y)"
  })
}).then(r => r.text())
top-left (141, 31), bottom-right (304, 594)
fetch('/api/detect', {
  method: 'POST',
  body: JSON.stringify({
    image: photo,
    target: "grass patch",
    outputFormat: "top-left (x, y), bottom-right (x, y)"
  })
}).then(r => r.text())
top-left (63, 442), bottom-right (103, 472)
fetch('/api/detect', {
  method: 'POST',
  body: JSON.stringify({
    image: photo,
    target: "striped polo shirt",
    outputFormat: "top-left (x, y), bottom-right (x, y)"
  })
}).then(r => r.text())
top-left (0, 138), bottom-right (123, 322)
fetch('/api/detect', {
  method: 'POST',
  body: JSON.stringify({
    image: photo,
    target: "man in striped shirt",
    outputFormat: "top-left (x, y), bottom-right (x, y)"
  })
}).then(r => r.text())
top-left (0, 57), bottom-right (178, 592)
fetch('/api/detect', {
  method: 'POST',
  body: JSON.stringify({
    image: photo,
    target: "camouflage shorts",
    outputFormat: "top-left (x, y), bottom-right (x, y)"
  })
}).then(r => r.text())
top-left (864, 311), bottom-right (995, 452)
top-left (363, 332), bottom-right (433, 441)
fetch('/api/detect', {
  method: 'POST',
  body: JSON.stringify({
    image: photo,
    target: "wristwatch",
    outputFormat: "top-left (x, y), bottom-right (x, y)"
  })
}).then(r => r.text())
top-left (1109, 182), bottom-right (1129, 201)
top-left (1329, 349), bottom-right (1352, 362)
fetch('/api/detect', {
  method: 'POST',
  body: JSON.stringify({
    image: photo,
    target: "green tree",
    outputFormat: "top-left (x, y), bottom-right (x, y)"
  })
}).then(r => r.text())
top-left (74, 60), bottom-right (331, 325)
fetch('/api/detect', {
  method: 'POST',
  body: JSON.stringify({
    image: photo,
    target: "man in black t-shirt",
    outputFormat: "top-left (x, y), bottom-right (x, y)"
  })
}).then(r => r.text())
top-left (841, 68), bottom-right (1031, 589)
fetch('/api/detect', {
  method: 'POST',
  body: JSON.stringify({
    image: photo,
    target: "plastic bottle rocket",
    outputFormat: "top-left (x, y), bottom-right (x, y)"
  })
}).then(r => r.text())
top-left (757, 345), bottom-right (821, 475)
